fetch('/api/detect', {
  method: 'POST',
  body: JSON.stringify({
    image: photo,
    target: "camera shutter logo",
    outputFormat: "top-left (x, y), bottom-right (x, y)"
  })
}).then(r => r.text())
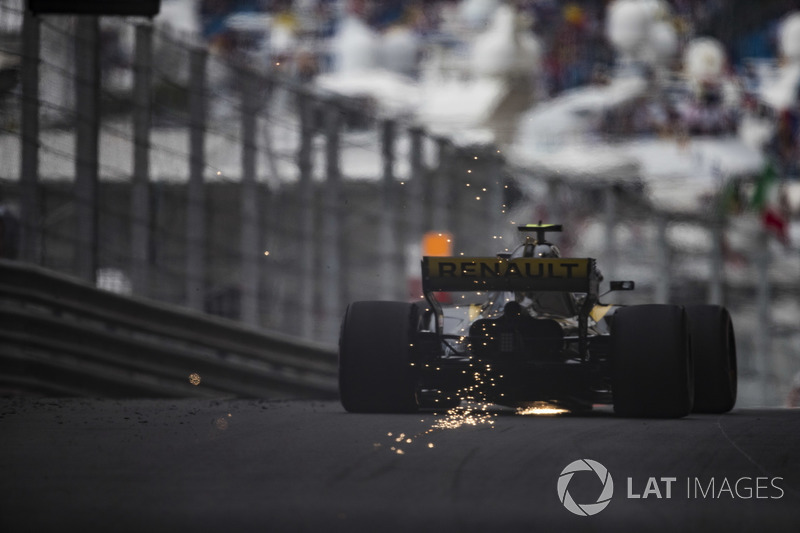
top-left (557, 459), bottom-right (614, 516)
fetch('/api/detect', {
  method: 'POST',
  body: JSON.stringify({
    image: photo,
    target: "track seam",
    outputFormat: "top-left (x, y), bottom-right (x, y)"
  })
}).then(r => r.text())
top-left (716, 416), bottom-right (800, 499)
top-left (450, 447), bottom-right (479, 497)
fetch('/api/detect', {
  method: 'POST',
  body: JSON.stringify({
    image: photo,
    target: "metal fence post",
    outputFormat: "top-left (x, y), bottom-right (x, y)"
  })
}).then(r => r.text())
top-left (379, 118), bottom-right (398, 300)
top-left (19, 9), bottom-right (40, 265)
top-left (296, 92), bottom-right (314, 338)
top-left (322, 101), bottom-right (343, 341)
top-left (394, 128), bottom-right (407, 301)
top-left (186, 46), bottom-right (207, 311)
top-left (655, 214), bottom-right (671, 303)
top-left (445, 145), bottom-right (460, 239)
top-left (708, 210), bottom-right (724, 305)
top-left (422, 134), bottom-right (435, 233)
top-left (240, 68), bottom-right (259, 326)
top-left (405, 126), bottom-right (425, 299)
top-left (754, 229), bottom-right (772, 404)
top-left (603, 185), bottom-right (617, 282)
top-left (259, 76), bottom-right (279, 329)
top-left (407, 126), bottom-right (424, 241)
top-left (487, 147), bottom-right (504, 245)
top-left (433, 138), bottom-right (449, 231)
top-left (131, 22), bottom-right (153, 297)
top-left (74, 16), bottom-right (100, 283)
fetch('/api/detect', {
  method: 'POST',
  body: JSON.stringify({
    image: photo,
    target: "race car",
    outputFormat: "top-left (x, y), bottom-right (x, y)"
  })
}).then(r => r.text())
top-left (339, 223), bottom-right (737, 418)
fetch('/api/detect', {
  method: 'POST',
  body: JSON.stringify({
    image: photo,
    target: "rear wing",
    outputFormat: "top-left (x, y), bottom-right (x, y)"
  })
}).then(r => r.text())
top-left (422, 257), bottom-right (599, 294)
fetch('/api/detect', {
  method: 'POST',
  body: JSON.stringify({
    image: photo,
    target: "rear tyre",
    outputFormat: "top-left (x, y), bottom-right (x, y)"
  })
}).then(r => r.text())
top-left (339, 301), bottom-right (421, 413)
top-left (612, 305), bottom-right (693, 418)
top-left (686, 305), bottom-right (737, 413)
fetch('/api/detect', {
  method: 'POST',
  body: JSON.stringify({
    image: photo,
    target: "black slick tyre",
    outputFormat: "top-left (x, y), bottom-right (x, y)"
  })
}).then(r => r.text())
top-left (686, 305), bottom-right (737, 413)
top-left (612, 304), bottom-right (693, 418)
top-left (339, 301), bottom-right (421, 413)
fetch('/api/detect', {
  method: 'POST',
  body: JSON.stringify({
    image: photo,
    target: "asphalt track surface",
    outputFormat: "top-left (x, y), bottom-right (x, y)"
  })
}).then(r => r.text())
top-left (1, 398), bottom-right (799, 533)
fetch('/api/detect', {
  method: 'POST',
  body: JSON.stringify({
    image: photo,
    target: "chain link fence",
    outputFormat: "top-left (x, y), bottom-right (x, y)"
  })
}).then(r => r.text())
top-left (0, 1), bottom-right (797, 406)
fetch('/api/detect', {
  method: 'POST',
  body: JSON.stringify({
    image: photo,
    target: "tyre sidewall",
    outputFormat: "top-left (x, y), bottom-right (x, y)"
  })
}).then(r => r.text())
top-left (339, 301), bottom-right (421, 413)
top-left (612, 304), bottom-right (693, 418)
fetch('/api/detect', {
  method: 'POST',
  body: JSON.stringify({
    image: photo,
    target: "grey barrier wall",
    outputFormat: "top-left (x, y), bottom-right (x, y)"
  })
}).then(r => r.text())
top-left (0, 259), bottom-right (338, 397)
top-left (0, 2), bottom-right (797, 405)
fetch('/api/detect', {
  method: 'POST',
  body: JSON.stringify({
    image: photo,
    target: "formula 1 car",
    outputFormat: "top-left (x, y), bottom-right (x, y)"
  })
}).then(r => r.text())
top-left (339, 224), bottom-right (737, 418)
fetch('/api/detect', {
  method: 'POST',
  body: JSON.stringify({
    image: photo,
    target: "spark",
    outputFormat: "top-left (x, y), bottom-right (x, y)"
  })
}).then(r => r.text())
top-left (381, 361), bottom-right (500, 454)
top-left (516, 402), bottom-right (570, 416)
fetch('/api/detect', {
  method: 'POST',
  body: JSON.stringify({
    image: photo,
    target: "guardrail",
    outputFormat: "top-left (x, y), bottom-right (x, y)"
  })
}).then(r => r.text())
top-left (0, 260), bottom-right (339, 398)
